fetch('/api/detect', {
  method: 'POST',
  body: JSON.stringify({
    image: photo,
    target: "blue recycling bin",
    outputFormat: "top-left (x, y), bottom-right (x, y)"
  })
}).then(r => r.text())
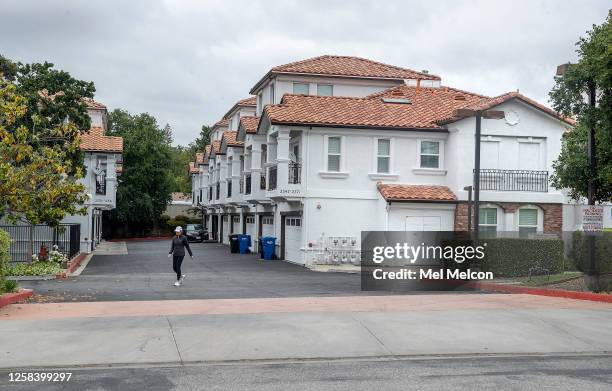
top-left (261, 236), bottom-right (276, 260)
top-left (239, 234), bottom-right (251, 254)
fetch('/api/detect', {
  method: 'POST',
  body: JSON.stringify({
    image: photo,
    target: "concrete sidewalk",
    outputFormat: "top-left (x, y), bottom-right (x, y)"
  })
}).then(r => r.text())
top-left (1, 294), bottom-right (611, 368)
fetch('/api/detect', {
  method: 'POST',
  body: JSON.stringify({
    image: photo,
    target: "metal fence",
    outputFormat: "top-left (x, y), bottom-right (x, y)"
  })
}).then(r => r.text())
top-left (478, 169), bottom-right (549, 192)
top-left (0, 224), bottom-right (81, 263)
top-left (289, 162), bottom-right (301, 184)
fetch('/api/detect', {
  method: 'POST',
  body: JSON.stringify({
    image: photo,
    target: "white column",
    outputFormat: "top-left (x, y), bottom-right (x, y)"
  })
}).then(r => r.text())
top-left (276, 129), bottom-right (290, 188)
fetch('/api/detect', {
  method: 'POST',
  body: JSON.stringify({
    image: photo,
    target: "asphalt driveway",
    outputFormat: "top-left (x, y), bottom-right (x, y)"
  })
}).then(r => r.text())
top-left (20, 240), bottom-right (367, 302)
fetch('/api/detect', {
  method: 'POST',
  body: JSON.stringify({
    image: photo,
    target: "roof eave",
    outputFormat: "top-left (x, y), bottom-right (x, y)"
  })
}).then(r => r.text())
top-left (268, 120), bottom-right (446, 132)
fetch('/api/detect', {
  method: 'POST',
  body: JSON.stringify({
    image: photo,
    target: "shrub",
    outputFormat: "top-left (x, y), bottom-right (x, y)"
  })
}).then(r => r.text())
top-left (0, 230), bottom-right (10, 283)
top-left (7, 261), bottom-right (61, 277)
top-left (3, 279), bottom-right (18, 293)
top-left (570, 231), bottom-right (612, 274)
top-left (479, 237), bottom-right (565, 277)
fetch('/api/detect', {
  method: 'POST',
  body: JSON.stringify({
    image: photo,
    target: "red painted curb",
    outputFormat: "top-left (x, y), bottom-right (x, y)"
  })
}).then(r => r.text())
top-left (0, 289), bottom-right (33, 308)
top-left (476, 282), bottom-right (612, 303)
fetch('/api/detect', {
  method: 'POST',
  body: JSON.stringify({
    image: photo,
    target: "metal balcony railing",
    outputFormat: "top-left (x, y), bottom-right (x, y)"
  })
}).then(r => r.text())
top-left (288, 162), bottom-right (301, 184)
top-left (477, 169), bottom-right (549, 192)
top-left (268, 166), bottom-right (277, 191)
top-left (95, 170), bottom-right (106, 195)
top-left (245, 174), bottom-right (251, 195)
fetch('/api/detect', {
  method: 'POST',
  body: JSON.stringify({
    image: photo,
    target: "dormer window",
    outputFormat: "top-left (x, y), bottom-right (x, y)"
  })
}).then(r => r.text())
top-left (293, 83), bottom-right (309, 95)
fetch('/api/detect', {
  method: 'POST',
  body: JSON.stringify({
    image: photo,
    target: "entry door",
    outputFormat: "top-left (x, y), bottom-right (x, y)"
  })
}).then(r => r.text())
top-left (405, 216), bottom-right (441, 231)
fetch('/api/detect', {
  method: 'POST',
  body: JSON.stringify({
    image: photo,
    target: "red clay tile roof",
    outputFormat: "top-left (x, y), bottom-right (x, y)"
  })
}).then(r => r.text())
top-left (221, 131), bottom-right (244, 147)
top-left (80, 127), bottom-right (123, 153)
top-left (203, 144), bottom-right (212, 160)
top-left (83, 97), bottom-right (107, 110)
top-left (239, 116), bottom-right (260, 134)
top-left (263, 85), bottom-right (489, 130)
top-left (439, 91), bottom-right (575, 126)
top-left (195, 152), bottom-right (204, 164)
top-left (377, 183), bottom-right (457, 202)
top-left (213, 119), bottom-right (229, 129)
top-left (223, 97), bottom-right (257, 119)
top-left (211, 140), bottom-right (222, 155)
top-left (188, 162), bottom-right (198, 174)
top-left (251, 55), bottom-right (439, 94)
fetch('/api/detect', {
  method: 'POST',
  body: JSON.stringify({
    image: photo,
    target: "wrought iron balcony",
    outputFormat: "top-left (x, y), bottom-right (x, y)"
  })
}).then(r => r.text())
top-left (245, 174), bottom-right (251, 195)
top-left (477, 169), bottom-right (549, 192)
top-left (288, 162), bottom-right (301, 184)
top-left (268, 166), bottom-right (277, 191)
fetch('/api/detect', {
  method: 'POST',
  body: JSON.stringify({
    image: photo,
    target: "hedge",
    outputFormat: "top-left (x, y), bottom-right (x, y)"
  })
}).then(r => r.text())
top-left (570, 231), bottom-right (612, 274)
top-left (479, 237), bottom-right (565, 277)
top-left (0, 229), bottom-right (10, 283)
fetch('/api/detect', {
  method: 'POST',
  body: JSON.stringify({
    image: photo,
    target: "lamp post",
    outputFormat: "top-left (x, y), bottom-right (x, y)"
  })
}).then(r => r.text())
top-left (453, 109), bottom-right (505, 242)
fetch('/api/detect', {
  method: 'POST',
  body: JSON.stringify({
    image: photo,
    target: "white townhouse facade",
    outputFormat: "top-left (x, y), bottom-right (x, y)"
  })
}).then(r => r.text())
top-left (190, 55), bottom-right (574, 266)
top-left (62, 98), bottom-right (123, 253)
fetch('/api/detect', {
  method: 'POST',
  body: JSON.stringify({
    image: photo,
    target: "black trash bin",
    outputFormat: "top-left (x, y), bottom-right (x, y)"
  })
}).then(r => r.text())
top-left (229, 234), bottom-right (240, 253)
top-left (258, 237), bottom-right (264, 258)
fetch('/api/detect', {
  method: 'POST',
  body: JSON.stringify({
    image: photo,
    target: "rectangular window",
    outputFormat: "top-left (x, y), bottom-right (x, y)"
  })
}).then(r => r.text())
top-left (518, 209), bottom-right (538, 236)
top-left (263, 216), bottom-right (273, 225)
top-left (478, 207), bottom-right (497, 235)
top-left (377, 139), bottom-right (391, 173)
top-left (317, 84), bottom-right (333, 96)
top-left (270, 83), bottom-right (275, 104)
top-left (327, 137), bottom-right (341, 172)
top-left (257, 92), bottom-right (263, 114)
top-left (420, 141), bottom-right (440, 168)
top-left (293, 83), bottom-right (309, 95)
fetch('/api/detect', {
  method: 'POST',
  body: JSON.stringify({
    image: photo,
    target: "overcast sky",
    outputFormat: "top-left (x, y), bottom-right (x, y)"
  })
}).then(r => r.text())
top-left (0, 1), bottom-right (609, 146)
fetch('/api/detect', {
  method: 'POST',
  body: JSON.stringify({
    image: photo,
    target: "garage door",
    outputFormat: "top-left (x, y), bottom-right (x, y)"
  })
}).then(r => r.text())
top-left (284, 217), bottom-right (302, 264)
top-left (405, 216), bottom-right (441, 231)
top-left (261, 216), bottom-right (274, 237)
top-left (222, 215), bottom-right (229, 244)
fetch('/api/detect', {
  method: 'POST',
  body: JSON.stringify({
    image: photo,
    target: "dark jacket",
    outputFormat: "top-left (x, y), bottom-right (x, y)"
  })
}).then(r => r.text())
top-left (169, 235), bottom-right (192, 257)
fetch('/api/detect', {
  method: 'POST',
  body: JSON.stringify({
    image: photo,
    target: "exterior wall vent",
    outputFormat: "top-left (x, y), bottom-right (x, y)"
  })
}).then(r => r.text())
top-left (454, 94), bottom-right (466, 101)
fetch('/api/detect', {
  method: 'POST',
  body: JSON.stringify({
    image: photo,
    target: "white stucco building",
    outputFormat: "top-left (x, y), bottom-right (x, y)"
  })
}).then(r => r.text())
top-left (191, 55), bottom-right (579, 266)
top-left (62, 98), bottom-right (123, 253)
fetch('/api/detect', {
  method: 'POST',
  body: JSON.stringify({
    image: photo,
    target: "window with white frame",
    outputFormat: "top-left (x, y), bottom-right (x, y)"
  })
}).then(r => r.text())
top-left (327, 136), bottom-right (342, 172)
top-left (420, 141), bottom-right (440, 168)
top-left (270, 83), bottom-right (275, 104)
top-left (286, 217), bottom-right (301, 226)
top-left (317, 84), bottom-right (333, 96)
top-left (478, 207), bottom-right (497, 235)
top-left (245, 216), bottom-right (255, 224)
top-left (262, 216), bottom-right (273, 225)
top-left (518, 208), bottom-right (538, 236)
top-left (376, 138), bottom-right (391, 173)
top-left (293, 83), bottom-right (309, 95)
top-left (257, 92), bottom-right (263, 114)
top-left (232, 216), bottom-right (240, 224)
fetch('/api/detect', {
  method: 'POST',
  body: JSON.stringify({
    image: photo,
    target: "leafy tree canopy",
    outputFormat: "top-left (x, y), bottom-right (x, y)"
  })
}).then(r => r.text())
top-left (550, 10), bottom-right (612, 202)
top-left (106, 109), bottom-right (174, 228)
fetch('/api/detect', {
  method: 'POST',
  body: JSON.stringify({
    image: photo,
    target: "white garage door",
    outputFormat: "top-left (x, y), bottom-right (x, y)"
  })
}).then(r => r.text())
top-left (405, 216), bottom-right (441, 231)
top-left (222, 216), bottom-right (229, 244)
top-left (261, 216), bottom-right (274, 238)
top-left (284, 217), bottom-right (302, 264)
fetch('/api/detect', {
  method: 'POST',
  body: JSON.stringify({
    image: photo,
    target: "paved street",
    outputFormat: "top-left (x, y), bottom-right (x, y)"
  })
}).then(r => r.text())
top-left (1, 354), bottom-right (611, 391)
top-left (20, 240), bottom-right (366, 302)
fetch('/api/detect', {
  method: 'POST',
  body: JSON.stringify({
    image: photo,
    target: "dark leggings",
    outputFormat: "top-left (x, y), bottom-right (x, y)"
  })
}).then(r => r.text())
top-left (172, 255), bottom-right (184, 280)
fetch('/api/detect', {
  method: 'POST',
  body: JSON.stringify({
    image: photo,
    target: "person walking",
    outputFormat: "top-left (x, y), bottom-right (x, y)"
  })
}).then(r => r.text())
top-left (168, 226), bottom-right (193, 286)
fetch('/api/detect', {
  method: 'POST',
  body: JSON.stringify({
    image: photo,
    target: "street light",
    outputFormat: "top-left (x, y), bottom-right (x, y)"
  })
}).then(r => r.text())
top-left (453, 108), bottom-right (505, 241)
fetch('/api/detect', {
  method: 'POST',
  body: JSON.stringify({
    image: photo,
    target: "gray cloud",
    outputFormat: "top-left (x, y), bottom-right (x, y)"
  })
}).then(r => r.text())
top-left (0, 0), bottom-right (608, 145)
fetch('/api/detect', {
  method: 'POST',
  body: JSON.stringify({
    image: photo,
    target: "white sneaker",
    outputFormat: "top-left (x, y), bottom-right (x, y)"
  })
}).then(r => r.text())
top-left (174, 281), bottom-right (181, 287)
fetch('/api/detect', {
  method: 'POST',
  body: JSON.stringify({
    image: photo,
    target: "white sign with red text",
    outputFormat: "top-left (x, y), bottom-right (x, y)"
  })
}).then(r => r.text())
top-left (582, 205), bottom-right (604, 232)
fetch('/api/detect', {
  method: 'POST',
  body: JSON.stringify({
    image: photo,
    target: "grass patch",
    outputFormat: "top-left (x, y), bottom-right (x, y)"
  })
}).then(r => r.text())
top-left (7, 261), bottom-right (61, 277)
top-left (513, 271), bottom-right (583, 287)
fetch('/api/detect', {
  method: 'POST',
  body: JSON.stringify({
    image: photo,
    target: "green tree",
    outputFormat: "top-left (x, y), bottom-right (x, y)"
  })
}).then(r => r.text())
top-left (194, 124), bottom-right (211, 151)
top-left (0, 81), bottom-right (87, 258)
top-left (550, 10), bottom-right (612, 202)
top-left (169, 145), bottom-right (194, 193)
top-left (0, 54), bottom-right (95, 173)
top-left (106, 109), bottom-right (174, 235)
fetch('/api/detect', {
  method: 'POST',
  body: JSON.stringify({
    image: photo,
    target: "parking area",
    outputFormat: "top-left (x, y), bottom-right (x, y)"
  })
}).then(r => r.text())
top-left (19, 240), bottom-right (367, 302)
